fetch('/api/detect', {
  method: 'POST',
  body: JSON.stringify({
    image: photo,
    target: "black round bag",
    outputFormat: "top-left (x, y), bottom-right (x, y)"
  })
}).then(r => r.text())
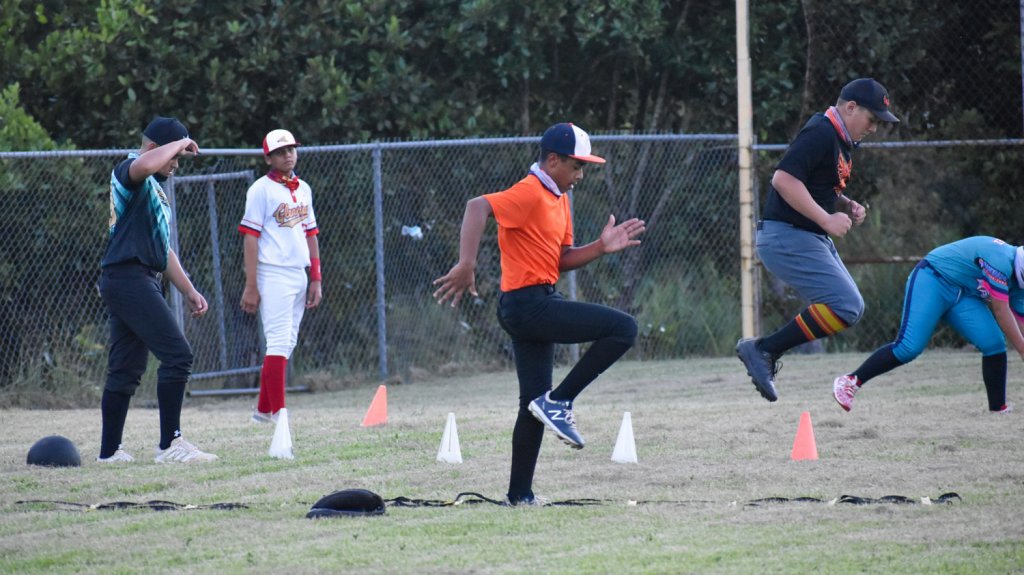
top-left (27, 435), bottom-right (81, 467)
top-left (306, 489), bottom-right (386, 518)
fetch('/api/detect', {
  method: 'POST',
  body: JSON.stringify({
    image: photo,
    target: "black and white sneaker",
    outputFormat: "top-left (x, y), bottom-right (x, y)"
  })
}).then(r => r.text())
top-left (528, 392), bottom-right (585, 449)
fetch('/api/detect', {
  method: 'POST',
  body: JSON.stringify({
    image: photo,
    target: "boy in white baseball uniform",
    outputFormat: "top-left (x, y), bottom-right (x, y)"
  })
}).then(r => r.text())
top-left (238, 129), bottom-right (323, 422)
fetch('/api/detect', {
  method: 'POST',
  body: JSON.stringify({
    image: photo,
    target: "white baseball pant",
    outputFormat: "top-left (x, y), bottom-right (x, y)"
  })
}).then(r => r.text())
top-left (257, 263), bottom-right (307, 358)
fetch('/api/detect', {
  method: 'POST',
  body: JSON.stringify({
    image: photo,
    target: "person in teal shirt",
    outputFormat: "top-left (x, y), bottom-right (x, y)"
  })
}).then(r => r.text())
top-left (98, 116), bottom-right (217, 464)
top-left (833, 236), bottom-right (1024, 413)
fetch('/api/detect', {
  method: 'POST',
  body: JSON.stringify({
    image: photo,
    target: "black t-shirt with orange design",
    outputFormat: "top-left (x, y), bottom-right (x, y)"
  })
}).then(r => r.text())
top-left (763, 111), bottom-right (854, 235)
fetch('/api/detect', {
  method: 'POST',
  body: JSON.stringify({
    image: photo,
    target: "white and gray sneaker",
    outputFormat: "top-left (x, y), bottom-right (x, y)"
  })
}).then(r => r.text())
top-left (96, 445), bottom-right (134, 463)
top-left (504, 494), bottom-right (551, 507)
top-left (154, 437), bottom-right (218, 463)
top-left (251, 409), bottom-right (278, 424)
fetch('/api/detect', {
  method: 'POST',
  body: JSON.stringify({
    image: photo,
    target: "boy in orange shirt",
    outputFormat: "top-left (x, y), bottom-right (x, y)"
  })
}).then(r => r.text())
top-left (434, 123), bottom-right (645, 506)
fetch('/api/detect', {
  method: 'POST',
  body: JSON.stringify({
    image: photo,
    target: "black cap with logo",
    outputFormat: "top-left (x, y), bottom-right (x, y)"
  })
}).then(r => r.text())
top-left (840, 78), bottom-right (899, 123)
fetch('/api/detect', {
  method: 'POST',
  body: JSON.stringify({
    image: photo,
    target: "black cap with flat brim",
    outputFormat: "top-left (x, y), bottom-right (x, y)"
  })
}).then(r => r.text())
top-left (840, 78), bottom-right (899, 123)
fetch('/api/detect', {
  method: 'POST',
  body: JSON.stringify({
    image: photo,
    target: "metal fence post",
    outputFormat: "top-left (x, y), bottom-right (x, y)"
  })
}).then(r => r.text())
top-left (373, 144), bottom-right (389, 379)
top-left (205, 179), bottom-right (229, 372)
top-left (165, 176), bottom-right (184, 332)
top-left (566, 190), bottom-right (580, 363)
top-left (751, 136), bottom-right (762, 337)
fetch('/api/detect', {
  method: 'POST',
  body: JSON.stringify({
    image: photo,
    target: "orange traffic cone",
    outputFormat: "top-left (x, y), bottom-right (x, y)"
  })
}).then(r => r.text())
top-left (790, 411), bottom-right (818, 461)
top-left (361, 385), bottom-right (388, 427)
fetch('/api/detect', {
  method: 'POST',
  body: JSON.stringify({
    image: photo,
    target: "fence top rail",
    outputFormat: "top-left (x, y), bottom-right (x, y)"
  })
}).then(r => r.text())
top-left (3, 136), bottom-right (1022, 159)
top-left (0, 133), bottom-right (739, 159)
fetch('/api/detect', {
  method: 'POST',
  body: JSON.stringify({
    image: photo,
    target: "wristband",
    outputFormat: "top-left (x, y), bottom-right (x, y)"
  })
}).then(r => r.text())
top-left (309, 257), bottom-right (322, 282)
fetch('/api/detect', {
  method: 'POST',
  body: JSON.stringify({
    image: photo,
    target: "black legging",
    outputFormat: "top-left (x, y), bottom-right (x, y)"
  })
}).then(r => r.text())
top-left (496, 284), bottom-right (637, 502)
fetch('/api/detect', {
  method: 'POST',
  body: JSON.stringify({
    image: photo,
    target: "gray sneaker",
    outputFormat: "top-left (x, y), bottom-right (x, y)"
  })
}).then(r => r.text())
top-left (736, 338), bottom-right (778, 402)
top-left (251, 409), bottom-right (278, 424)
top-left (504, 494), bottom-right (551, 507)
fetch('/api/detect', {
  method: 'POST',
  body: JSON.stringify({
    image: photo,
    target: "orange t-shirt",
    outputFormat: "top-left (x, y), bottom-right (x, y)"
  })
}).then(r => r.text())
top-left (484, 175), bottom-right (573, 292)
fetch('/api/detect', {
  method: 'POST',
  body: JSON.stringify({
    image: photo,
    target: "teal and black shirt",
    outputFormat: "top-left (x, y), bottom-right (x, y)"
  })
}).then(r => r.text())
top-left (101, 154), bottom-right (171, 271)
top-left (925, 236), bottom-right (1020, 306)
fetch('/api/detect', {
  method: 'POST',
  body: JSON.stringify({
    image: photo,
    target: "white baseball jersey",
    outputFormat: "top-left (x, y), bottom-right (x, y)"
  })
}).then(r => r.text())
top-left (238, 174), bottom-right (319, 268)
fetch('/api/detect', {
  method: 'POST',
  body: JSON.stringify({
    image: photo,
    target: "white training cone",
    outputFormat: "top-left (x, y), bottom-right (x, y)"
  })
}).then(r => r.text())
top-left (436, 412), bottom-right (463, 463)
top-left (269, 408), bottom-right (294, 459)
top-left (611, 411), bottom-right (638, 464)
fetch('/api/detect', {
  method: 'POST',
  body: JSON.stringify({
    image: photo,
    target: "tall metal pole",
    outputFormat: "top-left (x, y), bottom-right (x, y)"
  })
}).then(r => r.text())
top-left (566, 191), bottom-right (580, 363)
top-left (372, 145), bottom-right (389, 379)
top-left (736, 0), bottom-right (756, 338)
top-left (165, 177), bottom-right (184, 332)
top-left (205, 180), bottom-right (228, 372)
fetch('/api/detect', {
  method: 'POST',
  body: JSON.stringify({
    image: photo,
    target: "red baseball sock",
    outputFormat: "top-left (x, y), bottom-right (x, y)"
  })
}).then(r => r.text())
top-left (257, 355), bottom-right (288, 414)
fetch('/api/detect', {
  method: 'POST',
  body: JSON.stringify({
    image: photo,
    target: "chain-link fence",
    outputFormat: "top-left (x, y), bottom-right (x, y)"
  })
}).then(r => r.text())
top-left (0, 134), bottom-right (742, 398)
top-left (3, 137), bottom-right (1023, 401)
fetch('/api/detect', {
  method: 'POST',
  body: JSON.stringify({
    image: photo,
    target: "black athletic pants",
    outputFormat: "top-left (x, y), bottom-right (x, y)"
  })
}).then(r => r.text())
top-left (98, 263), bottom-right (193, 455)
top-left (496, 284), bottom-right (637, 503)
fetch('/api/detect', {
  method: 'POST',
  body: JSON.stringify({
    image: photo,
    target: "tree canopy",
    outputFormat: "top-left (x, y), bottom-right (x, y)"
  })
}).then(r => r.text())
top-left (2, 0), bottom-right (1017, 149)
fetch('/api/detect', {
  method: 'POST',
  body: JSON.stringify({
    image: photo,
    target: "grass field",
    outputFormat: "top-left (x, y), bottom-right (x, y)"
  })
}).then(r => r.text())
top-left (1, 351), bottom-right (1022, 574)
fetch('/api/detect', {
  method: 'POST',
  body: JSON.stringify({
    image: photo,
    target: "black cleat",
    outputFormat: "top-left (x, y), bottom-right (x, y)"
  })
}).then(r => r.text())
top-left (736, 338), bottom-right (778, 402)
